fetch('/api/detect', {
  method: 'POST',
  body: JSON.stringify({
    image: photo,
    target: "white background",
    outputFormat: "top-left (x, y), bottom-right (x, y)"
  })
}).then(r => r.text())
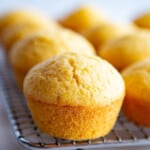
top-left (1, 0), bottom-right (150, 150)
top-left (0, 0), bottom-right (150, 22)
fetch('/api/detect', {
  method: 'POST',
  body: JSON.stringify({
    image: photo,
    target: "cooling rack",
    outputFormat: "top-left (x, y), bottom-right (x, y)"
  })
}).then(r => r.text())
top-left (1, 50), bottom-right (150, 150)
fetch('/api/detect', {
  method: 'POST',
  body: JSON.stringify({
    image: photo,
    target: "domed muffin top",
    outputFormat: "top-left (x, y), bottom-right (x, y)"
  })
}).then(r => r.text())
top-left (24, 53), bottom-right (125, 107)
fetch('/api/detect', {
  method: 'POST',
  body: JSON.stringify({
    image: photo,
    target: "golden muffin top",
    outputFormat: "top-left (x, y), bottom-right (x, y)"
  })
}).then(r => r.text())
top-left (83, 23), bottom-right (136, 50)
top-left (60, 6), bottom-right (104, 33)
top-left (134, 12), bottom-right (150, 29)
top-left (99, 31), bottom-right (150, 71)
top-left (122, 59), bottom-right (150, 103)
top-left (1, 21), bottom-right (53, 50)
top-left (0, 10), bottom-right (58, 34)
top-left (24, 53), bottom-right (125, 107)
top-left (10, 29), bottom-right (95, 74)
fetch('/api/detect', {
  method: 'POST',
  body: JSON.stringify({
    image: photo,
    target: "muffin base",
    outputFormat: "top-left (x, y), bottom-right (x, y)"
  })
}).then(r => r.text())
top-left (27, 97), bottom-right (123, 140)
top-left (123, 94), bottom-right (150, 127)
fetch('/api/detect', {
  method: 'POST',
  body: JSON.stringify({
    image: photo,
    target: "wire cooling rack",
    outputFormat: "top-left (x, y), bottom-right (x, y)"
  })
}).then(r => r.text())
top-left (1, 50), bottom-right (150, 150)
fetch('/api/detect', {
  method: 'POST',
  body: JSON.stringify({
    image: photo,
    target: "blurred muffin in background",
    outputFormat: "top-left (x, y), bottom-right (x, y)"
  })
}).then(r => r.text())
top-left (1, 21), bottom-right (58, 51)
top-left (0, 10), bottom-right (58, 33)
top-left (83, 23), bottom-right (137, 52)
top-left (122, 59), bottom-right (150, 127)
top-left (134, 11), bottom-right (150, 29)
top-left (99, 31), bottom-right (150, 71)
top-left (59, 6), bottom-right (105, 33)
top-left (9, 29), bottom-right (95, 88)
top-left (0, 10), bottom-right (60, 52)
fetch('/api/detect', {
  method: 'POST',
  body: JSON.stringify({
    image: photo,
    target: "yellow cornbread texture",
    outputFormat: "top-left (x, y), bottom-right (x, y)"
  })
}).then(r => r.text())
top-left (83, 23), bottom-right (136, 51)
top-left (60, 6), bottom-right (104, 33)
top-left (23, 53), bottom-right (125, 140)
top-left (0, 10), bottom-right (57, 34)
top-left (122, 59), bottom-right (150, 127)
top-left (134, 12), bottom-right (150, 29)
top-left (99, 31), bottom-right (150, 71)
top-left (10, 29), bottom-right (95, 88)
top-left (0, 10), bottom-right (59, 51)
top-left (1, 22), bottom-right (54, 51)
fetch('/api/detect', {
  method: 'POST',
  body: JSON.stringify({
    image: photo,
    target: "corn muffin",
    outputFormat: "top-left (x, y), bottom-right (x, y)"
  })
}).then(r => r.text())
top-left (60, 6), bottom-right (104, 33)
top-left (1, 22), bottom-right (55, 51)
top-left (23, 53), bottom-right (125, 140)
top-left (83, 23), bottom-right (136, 51)
top-left (122, 59), bottom-right (150, 127)
top-left (10, 29), bottom-right (95, 88)
top-left (134, 11), bottom-right (150, 29)
top-left (99, 31), bottom-right (150, 71)
top-left (0, 10), bottom-right (59, 51)
top-left (0, 10), bottom-right (57, 34)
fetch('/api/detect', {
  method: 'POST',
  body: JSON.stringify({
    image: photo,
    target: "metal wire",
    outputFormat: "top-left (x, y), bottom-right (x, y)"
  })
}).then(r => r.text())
top-left (1, 50), bottom-right (150, 150)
